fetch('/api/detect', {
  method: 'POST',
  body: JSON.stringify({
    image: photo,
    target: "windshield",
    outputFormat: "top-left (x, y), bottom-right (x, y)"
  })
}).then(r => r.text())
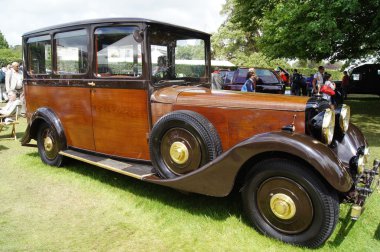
top-left (149, 26), bottom-right (207, 85)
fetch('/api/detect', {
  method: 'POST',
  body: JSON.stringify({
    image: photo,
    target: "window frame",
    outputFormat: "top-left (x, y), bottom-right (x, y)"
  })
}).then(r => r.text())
top-left (92, 25), bottom-right (144, 79)
top-left (26, 34), bottom-right (52, 77)
top-left (53, 28), bottom-right (89, 76)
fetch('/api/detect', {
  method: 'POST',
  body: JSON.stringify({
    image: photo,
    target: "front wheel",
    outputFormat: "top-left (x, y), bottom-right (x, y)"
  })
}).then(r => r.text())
top-left (242, 159), bottom-right (339, 248)
top-left (149, 110), bottom-right (222, 178)
top-left (37, 123), bottom-right (64, 167)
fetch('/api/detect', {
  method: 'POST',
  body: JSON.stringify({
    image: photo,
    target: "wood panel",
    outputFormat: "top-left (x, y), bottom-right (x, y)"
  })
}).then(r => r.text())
top-left (151, 103), bottom-right (173, 124)
top-left (91, 88), bottom-right (150, 160)
top-left (25, 85), bottom-right (95, 150)
top-left (173, 105), bottom-right (305, 151)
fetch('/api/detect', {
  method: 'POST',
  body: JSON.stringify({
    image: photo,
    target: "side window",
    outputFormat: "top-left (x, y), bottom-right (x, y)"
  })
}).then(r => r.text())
top-left (26, 35), bottom-right (51, 75)
top-left (54, 29), bottom-right (88, 74)
top-left (94, 26), bottom-right (142, 77)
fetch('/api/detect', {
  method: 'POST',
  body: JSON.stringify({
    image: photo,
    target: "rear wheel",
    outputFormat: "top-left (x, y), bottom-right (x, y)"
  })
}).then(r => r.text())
top-left (37, 123), bottom-right (64, 167)
top-left (242, 159), bottom-right (339, 248)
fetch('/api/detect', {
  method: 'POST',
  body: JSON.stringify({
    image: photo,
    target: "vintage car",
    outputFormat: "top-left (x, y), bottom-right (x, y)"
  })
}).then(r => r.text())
top-left (222, 67), bottom-right (286, 94)
top-left (21, 18), bottom-right (378, 248)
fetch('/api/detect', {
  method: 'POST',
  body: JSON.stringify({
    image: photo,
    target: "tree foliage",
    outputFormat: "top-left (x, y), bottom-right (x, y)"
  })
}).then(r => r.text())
top-left (176, 44), bottom-right (205, 60)
top-left (0, 31), bottom-right (9, 49)
top-left (224, 0), bottom-right (380, 62)
top-left (211, 20), bottom-right (289, 68)
top-left (0, 48), bottom-right (22, 66)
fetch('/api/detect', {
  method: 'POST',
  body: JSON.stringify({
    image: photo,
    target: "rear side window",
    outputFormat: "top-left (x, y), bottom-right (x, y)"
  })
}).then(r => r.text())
top-left (26, 35), bottom-right (52, 75)
top-left (54, 29), bottom-right (88, 74)
top-left (94, 26), bottom-right (142, 78)
top-left (256, 69), bottom-right (280, 84)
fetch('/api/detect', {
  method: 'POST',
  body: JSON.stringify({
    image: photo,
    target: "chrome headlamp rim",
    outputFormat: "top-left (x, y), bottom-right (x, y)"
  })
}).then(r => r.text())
top-left (357, 155), bottom-right (365, 174)
top-left (364, 146), bottom-right (370, 164)
top-left (322, 108), bottom-right (335, 145)
top-left (339, 104), bottom-right (350, 133)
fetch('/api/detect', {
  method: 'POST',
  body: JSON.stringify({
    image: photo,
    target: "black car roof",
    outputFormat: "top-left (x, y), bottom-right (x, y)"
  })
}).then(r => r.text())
top-left (23, 17), bottom-right (210, 37)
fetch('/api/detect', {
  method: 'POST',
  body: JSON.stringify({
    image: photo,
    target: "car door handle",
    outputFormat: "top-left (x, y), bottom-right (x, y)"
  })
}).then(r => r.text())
top-left (88, 82), bottom-right (96, 86)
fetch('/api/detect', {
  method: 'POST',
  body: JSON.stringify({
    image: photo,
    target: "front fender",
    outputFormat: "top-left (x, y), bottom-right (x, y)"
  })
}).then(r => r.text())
top-left (145, 131), bottom-right (353, 196)
top-left (21, 107), bottom-right (67, 151)
top-left (332, 123), bottom-right (368, 166)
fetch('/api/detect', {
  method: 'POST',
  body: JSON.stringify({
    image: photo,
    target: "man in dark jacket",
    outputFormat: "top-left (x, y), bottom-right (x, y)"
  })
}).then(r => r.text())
top-left (292, 69), bottom-right (302, 95)
top-left (0, 66), bottom-right (6, 102)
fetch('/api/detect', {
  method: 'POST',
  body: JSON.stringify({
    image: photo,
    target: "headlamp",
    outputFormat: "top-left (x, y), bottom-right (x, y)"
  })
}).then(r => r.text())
top-left (335, 104), bottom-right (350, 135)
top-left (308, 108), bottom-right (336, 145)
top-left (322, 108), bottom-right (335, 145)
top-left (364, 146), bottom-right (370, 164)
top-left (357, 155), bottom-right (365, 174)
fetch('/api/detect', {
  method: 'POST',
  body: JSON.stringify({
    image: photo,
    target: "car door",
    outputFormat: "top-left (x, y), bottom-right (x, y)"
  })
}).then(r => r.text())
top-left (89, 25), bottom-right (150, 160)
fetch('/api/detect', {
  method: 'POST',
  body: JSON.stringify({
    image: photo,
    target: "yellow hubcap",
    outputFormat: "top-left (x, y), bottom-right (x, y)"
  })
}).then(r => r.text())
top-left (169, 141), bottom-right (189, 165)
top-left (270, 193), bottom-right (296, 220)
top-left (44, 137), bottom-right (53, 152)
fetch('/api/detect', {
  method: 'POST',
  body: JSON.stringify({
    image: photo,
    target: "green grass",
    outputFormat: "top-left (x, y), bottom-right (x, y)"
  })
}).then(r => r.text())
top-left (0, 95), bottom-right (379, 251)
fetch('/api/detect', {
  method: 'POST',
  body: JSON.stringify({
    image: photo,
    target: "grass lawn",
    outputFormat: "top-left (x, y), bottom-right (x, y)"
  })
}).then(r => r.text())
top-left (0, 95), bottom-right (379, 251)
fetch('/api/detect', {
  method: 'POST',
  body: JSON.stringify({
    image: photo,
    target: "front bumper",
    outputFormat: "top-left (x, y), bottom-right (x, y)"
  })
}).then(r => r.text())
top-left (349, 159), bottom-right (379, 220)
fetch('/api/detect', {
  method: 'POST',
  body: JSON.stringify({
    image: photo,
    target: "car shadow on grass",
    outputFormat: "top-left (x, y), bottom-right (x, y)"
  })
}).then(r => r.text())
top-left (375, 223), bottom-right (380, 240)
top-left (328, 208), bottom-right (357, 247)
top-left (0, 144), bottom-right (9, 151)
top-left (26, 152), bottom-right (245, 225)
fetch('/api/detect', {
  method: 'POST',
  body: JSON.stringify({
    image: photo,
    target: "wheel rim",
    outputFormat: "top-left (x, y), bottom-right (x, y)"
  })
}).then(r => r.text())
top-left (270, 193), bottom-right (296, 220)
top-left (257, 177), bottom-right (313, 234)
top-left (161, 128), bottom-right (202, 175)
top-left (41, 127), bottom-right (59, 160)
top-left (169, 141), bottom-right (189, 165)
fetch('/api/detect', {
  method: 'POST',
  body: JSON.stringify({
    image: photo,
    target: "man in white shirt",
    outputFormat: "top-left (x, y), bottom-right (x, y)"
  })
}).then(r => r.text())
top-left (312, 66), bottom-right (325, 94)
top-left (5, 62), bottom-right (23, 92)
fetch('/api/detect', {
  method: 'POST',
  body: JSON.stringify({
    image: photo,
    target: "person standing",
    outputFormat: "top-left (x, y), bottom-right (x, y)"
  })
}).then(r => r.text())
top-left (5, 62), bottom-right (24, 114)
top-left (292, 69), bottom-right (302, 95)
top-left (0, 66), bottom-right (6, 102)
top-left (241, 71), bottom-right (256, 92)
top-left (5, 62), bottom-right (23, 92)
top-left (322, 73), bottom-right (336, 107)
top-left (211, 67), bottom-right (223, 90)
top-left (306, 74), bottom-right (314, 96)
top-left (312, 66), bottom-right (325, 94)
top-left (341, 71), bottom-right (349, 99)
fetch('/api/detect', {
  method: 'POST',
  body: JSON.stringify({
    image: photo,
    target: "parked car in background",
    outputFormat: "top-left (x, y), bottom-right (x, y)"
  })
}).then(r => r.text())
top-left (348, 64), bottom-right (380, 95)
top-left (223, 67), bottom-right (286, 94)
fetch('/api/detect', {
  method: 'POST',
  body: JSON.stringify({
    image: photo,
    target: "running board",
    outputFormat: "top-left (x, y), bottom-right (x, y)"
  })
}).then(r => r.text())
top-left (59, 149), bottom-right (156, 180)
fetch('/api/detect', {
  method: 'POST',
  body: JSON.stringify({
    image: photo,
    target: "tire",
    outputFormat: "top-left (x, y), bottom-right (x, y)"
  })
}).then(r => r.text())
top-left (149, 110), bottom-right (222, 178)
top-left (242, 159), bottom-right (339, 248)
top-left (37, 122), bottom-right (64, 167)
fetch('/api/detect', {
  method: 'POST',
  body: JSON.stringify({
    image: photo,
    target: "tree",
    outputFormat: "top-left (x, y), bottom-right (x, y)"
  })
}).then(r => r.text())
top-left (0, 48), bottom-right (22, 66)
top-left (0, 31), bottom-right (9, 49)
top-left (176, 44), bottom-right (205, 60)
top-left (225, 0), bottom-right (380, 62)
top-left (211, 20), bottom-right (289, 68)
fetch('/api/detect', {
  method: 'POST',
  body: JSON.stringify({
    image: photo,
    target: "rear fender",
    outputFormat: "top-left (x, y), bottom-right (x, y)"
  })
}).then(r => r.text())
top-left (21, 107), bottom-right (67, 150)
top-left (145, 131), bottom-right (353, 196)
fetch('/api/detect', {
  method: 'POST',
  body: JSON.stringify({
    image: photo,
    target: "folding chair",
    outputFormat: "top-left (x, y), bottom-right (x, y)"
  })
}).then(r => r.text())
top-left (0, 105), bottom-right (21, 140)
